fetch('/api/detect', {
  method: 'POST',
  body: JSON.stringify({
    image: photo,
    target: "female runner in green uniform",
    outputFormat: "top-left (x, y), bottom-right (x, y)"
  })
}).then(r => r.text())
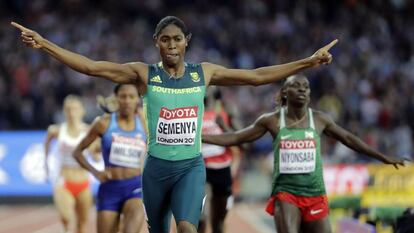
top-left (12, 16), bottom-right (337, 233)
top-left (202, 74), bottom-right (406, 233)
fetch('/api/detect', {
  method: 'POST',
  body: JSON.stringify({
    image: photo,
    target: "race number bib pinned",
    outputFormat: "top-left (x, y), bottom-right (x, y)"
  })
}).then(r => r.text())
top-left (201, 116), bottom-right (226, 157)
top-left (202, 144), bottom-right (226, 158)
top-left (156, 106), bottom-right (198, 145)
top-left (109, 134), bottom-right (146, 168)
top-left (279, 139), bottom-right (316, 174)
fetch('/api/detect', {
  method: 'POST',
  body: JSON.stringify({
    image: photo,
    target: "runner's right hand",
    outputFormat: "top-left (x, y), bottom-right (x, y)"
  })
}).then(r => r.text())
top-left (94, 171), bottom-right (112, 182)
top-left (11, 22), bottom-right (44, 49)
top-left (308, 39), bottom-right (338, 67)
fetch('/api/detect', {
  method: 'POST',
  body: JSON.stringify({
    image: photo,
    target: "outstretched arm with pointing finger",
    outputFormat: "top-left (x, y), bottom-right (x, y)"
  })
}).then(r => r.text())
top-left (203, 39), bottom-right (338, 86)
top-left (11, 22), bottom-right (147, 85)
top-left (12, 21), bottom-right (338, 88)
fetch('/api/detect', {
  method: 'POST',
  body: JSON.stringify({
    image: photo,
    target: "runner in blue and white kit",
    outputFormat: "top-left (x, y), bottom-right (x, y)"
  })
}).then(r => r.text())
top-left (74, 84), bottom-right (146, 233)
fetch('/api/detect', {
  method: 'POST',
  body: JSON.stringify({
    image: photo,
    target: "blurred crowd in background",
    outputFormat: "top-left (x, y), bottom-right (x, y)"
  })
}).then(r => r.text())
top-left (1, 0), bottom-right (414, 164)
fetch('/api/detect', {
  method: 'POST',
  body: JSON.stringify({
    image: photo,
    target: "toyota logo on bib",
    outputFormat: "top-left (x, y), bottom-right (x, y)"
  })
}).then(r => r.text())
top-left (156, 106), bottom-right (198, 145)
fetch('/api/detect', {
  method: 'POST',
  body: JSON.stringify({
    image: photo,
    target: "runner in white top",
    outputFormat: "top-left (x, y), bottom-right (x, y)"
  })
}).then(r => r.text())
top-left (44, 95), bottom-right (95, 233)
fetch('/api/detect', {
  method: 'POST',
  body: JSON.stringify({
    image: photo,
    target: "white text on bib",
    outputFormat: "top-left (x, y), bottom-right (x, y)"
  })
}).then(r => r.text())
top-left (109, 134), bottom-right (146, 168)
top-left (156, 106), bottom-right (198, 145)
top-left (279, 139), bottom-right (316, 174)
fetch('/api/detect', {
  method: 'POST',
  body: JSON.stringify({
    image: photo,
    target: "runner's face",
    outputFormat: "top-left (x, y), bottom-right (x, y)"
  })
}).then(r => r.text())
top-left (286, 77), bottom-right (310, 106)
top-left (155, 24), bottom-right (187, 67)
top-left (116, 85), bottom-right (139, 116)
top-left (64, 100), bottom-right (84, 123)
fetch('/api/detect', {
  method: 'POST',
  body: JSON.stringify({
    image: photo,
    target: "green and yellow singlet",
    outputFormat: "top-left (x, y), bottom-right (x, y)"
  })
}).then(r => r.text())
top-left (142, 62), bottom-right (206, 161)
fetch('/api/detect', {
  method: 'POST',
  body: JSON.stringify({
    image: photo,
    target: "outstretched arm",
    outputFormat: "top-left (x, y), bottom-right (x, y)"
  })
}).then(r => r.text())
top-left (202, 114), bottom-right (268, 146)
top-left (204, 39), bottom-right (338, 86)
top-left (321, 113), bottom-right (406, 169)
top-left (11, 22), bottom-right (146, 84)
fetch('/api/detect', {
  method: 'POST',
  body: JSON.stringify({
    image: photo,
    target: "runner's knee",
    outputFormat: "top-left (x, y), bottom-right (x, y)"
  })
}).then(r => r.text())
top-left (177, 221), bottom-right (197, 233)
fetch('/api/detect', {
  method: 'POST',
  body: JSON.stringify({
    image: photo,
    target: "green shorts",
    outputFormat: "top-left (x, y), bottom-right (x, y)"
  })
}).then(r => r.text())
top-left (142, 155), bottom-right (206, 233)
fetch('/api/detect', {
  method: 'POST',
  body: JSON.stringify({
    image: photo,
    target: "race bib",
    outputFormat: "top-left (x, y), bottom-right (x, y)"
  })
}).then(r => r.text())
top-left (109, 134), bottom-right (146, 168)
top-left (201, 117), bottom-right (226, 157)
top-left (279, 139), bottom-right (316, 174)
top-left (156, 106), bottom-right (198, 145)
top-left (202, 144), bottom-right (226, 158)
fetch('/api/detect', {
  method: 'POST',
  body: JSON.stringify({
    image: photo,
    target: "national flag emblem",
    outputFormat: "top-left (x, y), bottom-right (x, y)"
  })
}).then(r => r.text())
top-left (190, 72), bottom-right (200, 82)
top-left (305, 131), bottom-right (314, 139)
top-left (150, 75), bottom-right (162, 83)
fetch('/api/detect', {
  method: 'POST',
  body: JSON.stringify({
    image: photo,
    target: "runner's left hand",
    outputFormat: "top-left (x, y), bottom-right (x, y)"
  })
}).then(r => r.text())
top-left (384, 157), bottom-right (410, 169)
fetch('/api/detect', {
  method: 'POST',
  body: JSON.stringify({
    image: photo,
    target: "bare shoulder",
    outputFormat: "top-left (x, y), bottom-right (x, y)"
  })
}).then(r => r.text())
top-left (92, 114), bottom-right (111, 134)
top-left (201, 62), bottom-right (226, 83)
top-left (254, 110), bottom-right (280, 137)
top-left (257, 110), bottom-right (280, 126)
top-left (47, 124), bottom-right (60, 136)
top-left (95, 114), bottom-right (111, 125)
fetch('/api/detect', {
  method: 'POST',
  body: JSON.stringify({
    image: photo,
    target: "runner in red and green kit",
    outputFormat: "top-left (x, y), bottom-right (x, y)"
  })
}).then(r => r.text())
top-left (203, 75), bottom-right (406, 233)
top-left (12, 16), bottom-right (338, 233)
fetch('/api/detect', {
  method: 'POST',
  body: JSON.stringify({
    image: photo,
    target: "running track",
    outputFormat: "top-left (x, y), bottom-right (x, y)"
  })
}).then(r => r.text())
top-left (0, 203), bottom-right (275, 233)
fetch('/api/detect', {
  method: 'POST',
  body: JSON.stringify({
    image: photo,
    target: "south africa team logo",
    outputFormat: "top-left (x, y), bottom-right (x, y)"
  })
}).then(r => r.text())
top-left (190, 72), bottom-right (200, 82)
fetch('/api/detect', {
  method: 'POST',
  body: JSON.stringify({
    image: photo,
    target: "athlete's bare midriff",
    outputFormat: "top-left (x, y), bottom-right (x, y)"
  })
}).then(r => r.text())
top-left (105, 166), bottom-right (141, 180)
top-left (60, 166), bottom-right (89, 182)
